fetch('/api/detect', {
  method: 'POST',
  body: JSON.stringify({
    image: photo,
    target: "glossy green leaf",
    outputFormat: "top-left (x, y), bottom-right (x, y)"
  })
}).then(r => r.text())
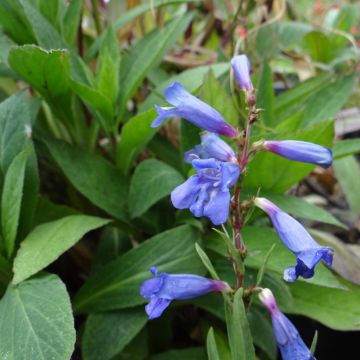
top-left (206, 327), bottom-right (220, 360)
top-left (333, 139), bottom-right (360, 159)
top-left (225, 288), bottom-right (256, 360)
top-left (73, 225), bottom-right (204, 313)
top-left (244, 121), bottom-right (334, 192)
top-left (13, 215), bottom-right (109, 284)
top-left (0, 274), bottom-right (75, 359)
top-left (129, 159), bottom-right (184, 218)
top-left (286, 279), bottom-right (360, 330)
top-left (82, 307), bottom-right (147, 360)
top-left (118, 13), bottom-right (194, 116)
top-left (116, 109), bottom-right (157, 173)
top-left (334, 155), bottom-right (360, 215)
top-left (47, 139), bottom-right (129, 221)
top-left (1, 148), bottom-right (30, 257)
top-left (8, 45), bottom-right (70, 96)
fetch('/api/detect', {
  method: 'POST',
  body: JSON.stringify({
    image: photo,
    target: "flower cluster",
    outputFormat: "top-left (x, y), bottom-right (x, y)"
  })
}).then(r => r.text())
top-left (140, 54), bottom-right (335, 359)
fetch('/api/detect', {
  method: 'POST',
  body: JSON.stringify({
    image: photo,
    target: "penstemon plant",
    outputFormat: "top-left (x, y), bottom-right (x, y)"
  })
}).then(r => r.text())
top-left (141, 55), bottom-right (334, 359)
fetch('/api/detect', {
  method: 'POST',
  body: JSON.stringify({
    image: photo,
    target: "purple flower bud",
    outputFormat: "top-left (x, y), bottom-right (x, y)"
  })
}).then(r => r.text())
top-left (231, 55), bottom-right (253, 91)
top-left (171, 158), bottom-right (240, 225)
top-left (259, 289), bottom-right (315, 360)
top-left (254, 198), bottom-right (333, 282)
top-left (184, 132), bottom-right (238, 163)
top-left (140, 266), bottom-right (230, 319)
top-left (152, 82), bottom-right (239, 138)
top-left (263, 140), bottom-right (333, 169)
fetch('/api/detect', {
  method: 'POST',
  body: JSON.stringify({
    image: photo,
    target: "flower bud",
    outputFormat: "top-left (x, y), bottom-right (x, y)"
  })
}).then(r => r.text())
top-left (263, 140), bottom-right (332, 168)
top-left (259, 288), bottom-right (315, 360)
top-left (231, 55), bottom-right (253, 92)
top-left (152, 82), bottom-right (239, 138)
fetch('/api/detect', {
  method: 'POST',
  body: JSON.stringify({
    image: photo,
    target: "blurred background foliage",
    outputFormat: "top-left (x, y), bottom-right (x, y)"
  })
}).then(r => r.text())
top-left (0, 0), bottom-right (359, 359)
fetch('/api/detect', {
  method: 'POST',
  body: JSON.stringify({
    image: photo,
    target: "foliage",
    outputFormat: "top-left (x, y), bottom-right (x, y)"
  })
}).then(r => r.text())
top-left (0, 0), bottom-right (358, 359)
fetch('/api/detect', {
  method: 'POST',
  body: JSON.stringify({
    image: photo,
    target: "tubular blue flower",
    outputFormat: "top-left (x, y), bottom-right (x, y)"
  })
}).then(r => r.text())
top-left (231, 55), bottom-right (253, 91)
top-left (184, 132), bottom-right (238, 163)
top-left (254, 197), bottom-right (333, 282)
top-left (259, 288), bottom-right (315, 360)
top-left (263, 140), bottom-right (333, 168)
top-left (171, 158), bottom-right (240, 225)
top-left (140, 266), bottom-right (230, 319)
top-left (152, 82), bottom-right (239, 138)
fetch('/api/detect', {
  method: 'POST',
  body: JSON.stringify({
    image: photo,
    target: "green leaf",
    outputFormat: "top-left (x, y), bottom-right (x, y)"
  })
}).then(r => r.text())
top-left (0, 253), bottom-right (11, 292)
top-left (302, 74), bottom-right (356, 126)
top-left (0, 92), bottom-right (40, 240)
top-left (244, 121), bottom-right (334, 192)
top-left (195, 243), bottom-right (220, 280)
top-left (18, 0), bottom-right (64, 49)
top-left (118, 13), bottom-right (194, 117)
top-left (333, 139), bottom-right (360, 159)
top-left (0, 274), bottom-right (75, 359)
top-left (286, 279), bottom-right (360, 330)
top-left (206, 327), bottom-right (220, 360)
top-left (47, 139), bottom-right (129, 221)
top-left (97, 25), bottom-right (120, 104)
top-left (63, 0), bottom-right (83, 44)
top-left (256, 61), bottom-right (275, 127)
top-left (253, 191), bottom-right (347, 229)
top-left (141, 63), bottom-right (230, 111)
top-left (274, 74), bottom-right (331, 123)
top-left (85, 0), bottom-right (201, 61)
top-left (200, 70), bottom-right (238, 127)
top-left (150, 347), bottom-right (206, 360)
top-left (82, 307), bottom-right (147, 360)
top-left (70, 80), bottom-right (114, 128)
top-left (225, 288), bottom-right (256, 360)
top-left (116, 109), bottom-right (157, 173)
top-left (334, 155), bottom-right (360, 215)
top-left (247, 307), bottom-right (277, 360)
top-left (73, 225), bottom-right (204, 313)
top-left (129, 159), bottom-right (184, 218)
top-left (8, 45), bottom-right (70, 96)
top-left (13, 215), bottom-right (110, 284)
top-left (1, 148), bottom-right (30, 258)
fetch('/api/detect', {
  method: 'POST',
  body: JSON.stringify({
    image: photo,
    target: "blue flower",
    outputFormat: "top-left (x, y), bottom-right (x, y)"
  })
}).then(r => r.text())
top-left (231, 55), bottom-right (253, 91)
top-left (254, 197), bottom-right (333, 282)
top-left (152, 82), bottom-right (239, 138)
top-left (171, 158), bottom-right (240, 225)
top-left (263, 140), bottom-right (333, 169)
top-left (259, 288), bottom-right (315, 360)
top-left (184, 132), bottom-right (238, 163)
top-left (140, 266), bottom-right (230, 319)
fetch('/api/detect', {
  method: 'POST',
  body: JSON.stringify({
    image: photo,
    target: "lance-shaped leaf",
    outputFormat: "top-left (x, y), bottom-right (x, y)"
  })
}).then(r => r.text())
top-left (13, 215), bottom-right (110, 284)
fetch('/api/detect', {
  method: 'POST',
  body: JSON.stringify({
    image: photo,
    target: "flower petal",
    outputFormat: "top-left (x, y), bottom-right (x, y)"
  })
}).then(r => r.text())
top-left (231, 55), bottom-right (253, 91)
top-left (171, 176), bottom-right (200, 209)
top-left (145, 297), bottom-right (172, 320)
top-left (203, 189), bottom-right (230, 225)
